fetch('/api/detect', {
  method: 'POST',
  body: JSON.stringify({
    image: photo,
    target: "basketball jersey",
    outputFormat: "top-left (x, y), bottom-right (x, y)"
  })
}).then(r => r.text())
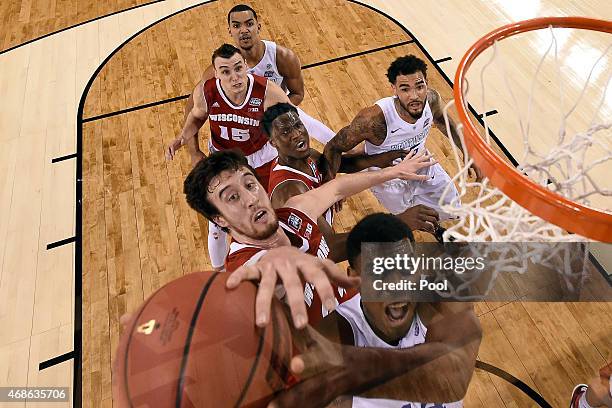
top-left (268, 157), bottom-right (333, 225)
top-left (365, 96), bottom-right (433, 156)
top-left (336, 294), bottom-right (463, 408)
top-left (203, 73), bottom-right (277, 167)
top-left (225, 207), bottom-right (347, 325)
top-left (247, 40), bottom-right (286, 92)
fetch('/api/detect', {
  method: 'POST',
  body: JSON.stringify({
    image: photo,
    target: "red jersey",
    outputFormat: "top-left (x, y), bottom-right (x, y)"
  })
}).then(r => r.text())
top-left (225, 207), bottom-right (347, 325)
top-left (203, 73), bottom-right (277, 169)
top-left (268, 157), bottom-right (333, 225)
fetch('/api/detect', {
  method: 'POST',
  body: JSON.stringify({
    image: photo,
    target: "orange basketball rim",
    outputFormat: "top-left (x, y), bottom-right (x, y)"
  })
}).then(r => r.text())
top-left (453, 17), bottom-right (612, 242)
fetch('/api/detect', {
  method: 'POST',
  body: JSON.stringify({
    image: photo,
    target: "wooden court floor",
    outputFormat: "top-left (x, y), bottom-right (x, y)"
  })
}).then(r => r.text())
top-left (0, 0), bottom-right (610, 407)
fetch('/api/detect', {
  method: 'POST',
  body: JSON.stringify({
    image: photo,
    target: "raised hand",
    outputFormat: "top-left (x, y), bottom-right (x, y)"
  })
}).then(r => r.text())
top-left (226, 246), bottom-right (360, 329)
top-left (391, 150), bottom-right (436, 181)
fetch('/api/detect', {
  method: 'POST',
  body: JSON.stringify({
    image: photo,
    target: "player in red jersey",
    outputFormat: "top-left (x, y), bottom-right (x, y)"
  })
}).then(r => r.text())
top-left (183, 149), bottom-right (435, 326)
top-left (165, 43), bottom-right (291, 270)
top-left (264, 102), bottom-right (407, 261)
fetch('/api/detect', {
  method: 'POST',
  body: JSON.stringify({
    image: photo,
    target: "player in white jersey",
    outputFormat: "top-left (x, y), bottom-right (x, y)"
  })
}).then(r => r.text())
top-left (323, 55), bottom-right (482, 231)
top-left (226, 4), bottom-right (335, 144)
top-left (268, 213), bottom-right (482, 408)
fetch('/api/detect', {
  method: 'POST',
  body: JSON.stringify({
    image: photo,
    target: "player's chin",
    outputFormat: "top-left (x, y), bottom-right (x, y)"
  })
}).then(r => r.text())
top-left (254, 219), bottom-right (279, 240)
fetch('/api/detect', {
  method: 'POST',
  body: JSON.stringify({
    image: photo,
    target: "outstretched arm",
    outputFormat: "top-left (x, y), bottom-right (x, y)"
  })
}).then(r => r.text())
top-left (271, 179), bottom-right (348, 262)
top-left (285, 150), bottom-right (435, 222)
top-left (277, 45), bottom-right (305, 106)
top-left (322, 105), bottom-right (387, 176)
top-left (271, 302), bottom-right (482, 407)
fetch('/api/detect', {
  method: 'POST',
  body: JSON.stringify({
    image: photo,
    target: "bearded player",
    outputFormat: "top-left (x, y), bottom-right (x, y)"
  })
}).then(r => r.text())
top-left (165, 43), bottom-right (292, 271)
top-left (183, 149), bottom-right (435, 325)
top-left (323, 55), bottom-right (482, 231)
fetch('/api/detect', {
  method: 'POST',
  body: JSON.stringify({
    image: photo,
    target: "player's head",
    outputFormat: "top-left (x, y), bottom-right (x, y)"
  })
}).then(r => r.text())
top-left (346, 213), bottom-right (416, 345)
top-left (387, 55), bottom-right (428, 119)
top-left (212, 43), bottom-right (249, 95)
top-left (184, 150), bottom-right (278, 239)
top-left (227, 4), bottom-right (261, 51)
top-left (263, 103), bottom-right (310, 161)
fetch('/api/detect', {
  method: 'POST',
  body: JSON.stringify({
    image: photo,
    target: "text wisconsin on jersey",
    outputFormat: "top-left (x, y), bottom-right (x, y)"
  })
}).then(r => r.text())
top-left (209, 113), bottom-right (260, 126)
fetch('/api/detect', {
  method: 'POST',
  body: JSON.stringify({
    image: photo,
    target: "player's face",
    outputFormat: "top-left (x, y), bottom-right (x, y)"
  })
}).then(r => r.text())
top-left (269, 111), bottom-right (310, 160)
top-left (392, 71), bottom-right (428, 119)
top-left (207, 167), bottom-right (278, 240)
top-left (350, 255), bottom-right (416, 344)
top-left (228, 11), bottom-right (261, 51)
top-left (214, 53), bottom-right (249, 95)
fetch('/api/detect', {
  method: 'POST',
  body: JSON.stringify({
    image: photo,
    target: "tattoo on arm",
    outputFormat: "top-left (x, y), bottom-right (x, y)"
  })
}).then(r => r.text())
top-left (323, 106), bottom-right (386, 173)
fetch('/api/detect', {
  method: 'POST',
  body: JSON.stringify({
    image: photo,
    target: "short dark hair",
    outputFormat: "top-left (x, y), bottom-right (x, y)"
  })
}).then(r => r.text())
top-left (183, 150), bottom-right (256, 230)
top-left (346, 213), bottom-right (414, 268)
top-left (227, 4), bottom-right (258, 24)
top-left (211, 43), bottom-right (242, 66)
top-left (386, 55), bottom-right (428, 84)
top-left (261, 102), bottom-right (298, 137)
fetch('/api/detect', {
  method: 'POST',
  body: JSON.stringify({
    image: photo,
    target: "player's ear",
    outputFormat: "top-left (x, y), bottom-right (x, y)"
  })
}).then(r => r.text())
top-left (213, 216), bottom-right (229, 229)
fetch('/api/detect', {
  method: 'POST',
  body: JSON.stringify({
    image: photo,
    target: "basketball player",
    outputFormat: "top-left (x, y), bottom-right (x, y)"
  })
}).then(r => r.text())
top-left (263, 102), bottom-right (407, 261)
top-left (323, 55), bottom-right (482, 227)
top-left (176, 3), bottom-right (336, 152)
top-left (183, 149), bottom-right (435, 326)
top-left (571, 363), bottom-right (612, 408)
top-left (165, 43), bottom-right (291, 271)
top-left (268, 214), bottom-right (481, 408)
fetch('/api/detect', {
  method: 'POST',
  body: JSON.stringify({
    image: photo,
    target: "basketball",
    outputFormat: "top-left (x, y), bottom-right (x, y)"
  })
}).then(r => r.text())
top-left (112, 271), bottom-right (294, 407)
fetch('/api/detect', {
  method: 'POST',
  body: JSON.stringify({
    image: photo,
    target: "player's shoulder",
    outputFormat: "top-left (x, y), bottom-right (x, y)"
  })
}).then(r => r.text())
top-left (274, 42), bottom-right (299, 65)
top-left (427, 87), bottom-right (442, 105)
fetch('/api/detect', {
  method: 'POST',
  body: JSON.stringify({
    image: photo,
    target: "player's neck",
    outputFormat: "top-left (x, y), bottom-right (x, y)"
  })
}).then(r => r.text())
top-left (232, 226), bottom-right (290, 249)
top-left (242, 40), bottom-right (266, 67)
top-left (278, 154), bottom-right (313, 176)
top-left (223, 77), bottom-right (250, 105)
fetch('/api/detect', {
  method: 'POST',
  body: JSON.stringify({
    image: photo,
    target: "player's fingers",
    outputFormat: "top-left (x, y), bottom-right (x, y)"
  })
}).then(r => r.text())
top-left (254, 266), bottom-right (278, 327)
top-left (226, 264), bottom-right (261, 288)
top-left (419, 214), bottom-right (439, 226)
top-left (298, 261), bottom-right (337, 314)
top-left (277, 261), bottom-right (309, 329)
top-left (412, 219), bottom-right (435, 233)
top-left (418, 205), bottom-right (440, 220)
top-left (320, 258), bottom-right (361, 289)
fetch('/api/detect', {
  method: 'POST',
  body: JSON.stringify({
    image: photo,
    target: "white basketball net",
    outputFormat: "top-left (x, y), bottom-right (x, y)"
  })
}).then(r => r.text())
top-left (440, 25), bottom-right (611, 243)
top-left (436, 25), bottom-right (611, 296)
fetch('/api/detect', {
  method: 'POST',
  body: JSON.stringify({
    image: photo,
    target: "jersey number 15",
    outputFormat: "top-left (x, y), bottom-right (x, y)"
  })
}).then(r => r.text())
top-left (219, 126), bottom-right (251, 142)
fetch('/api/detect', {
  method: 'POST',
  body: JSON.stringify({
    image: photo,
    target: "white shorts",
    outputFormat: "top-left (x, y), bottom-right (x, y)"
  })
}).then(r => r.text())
top-left (369, 162), bottom-right (460, 220)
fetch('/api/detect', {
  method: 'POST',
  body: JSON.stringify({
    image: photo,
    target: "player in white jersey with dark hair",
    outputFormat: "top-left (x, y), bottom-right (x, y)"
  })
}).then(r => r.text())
top-left (270, 213), bottom-right (481, 408)
top-left (323, 55), bottom-right (482, 231)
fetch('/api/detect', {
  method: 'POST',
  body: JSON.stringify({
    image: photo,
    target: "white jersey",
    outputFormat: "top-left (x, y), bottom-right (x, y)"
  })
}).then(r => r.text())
top-left (336, 294), bottom-right (463, 408)
top-left (365, 96), bottom-right (433, 156)
top-left (247, 40), bottom-right (286, 92)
